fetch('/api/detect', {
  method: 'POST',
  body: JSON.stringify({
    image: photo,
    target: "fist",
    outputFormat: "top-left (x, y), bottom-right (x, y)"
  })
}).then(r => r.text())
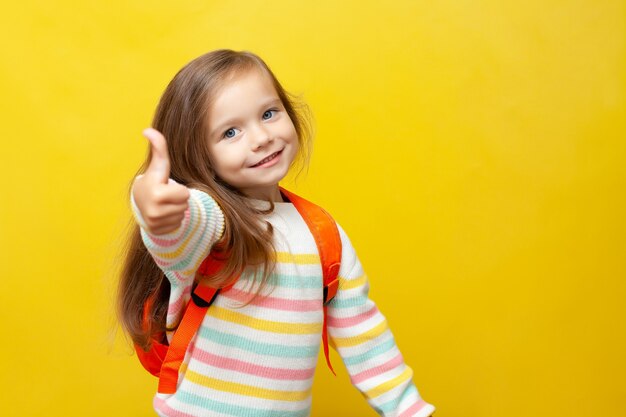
top-left (132, 128), bottom-right (190, 235)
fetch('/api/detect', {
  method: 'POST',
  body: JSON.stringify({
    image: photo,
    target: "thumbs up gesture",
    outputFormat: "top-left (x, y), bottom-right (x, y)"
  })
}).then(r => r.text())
top-left (132, 128), bottom-right (190, 235)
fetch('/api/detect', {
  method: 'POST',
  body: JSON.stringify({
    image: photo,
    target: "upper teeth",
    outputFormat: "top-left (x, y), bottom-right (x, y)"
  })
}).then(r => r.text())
top-left (257, 152), bottom-right (277, 165)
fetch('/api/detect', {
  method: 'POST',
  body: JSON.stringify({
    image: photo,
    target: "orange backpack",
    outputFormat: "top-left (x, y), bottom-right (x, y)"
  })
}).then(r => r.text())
top-left (134, 187), bottom-right (342, 394)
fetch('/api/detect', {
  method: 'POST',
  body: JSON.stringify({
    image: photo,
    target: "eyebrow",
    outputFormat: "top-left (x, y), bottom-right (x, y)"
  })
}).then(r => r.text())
top-left (209, 97), bottom-right (283, 138)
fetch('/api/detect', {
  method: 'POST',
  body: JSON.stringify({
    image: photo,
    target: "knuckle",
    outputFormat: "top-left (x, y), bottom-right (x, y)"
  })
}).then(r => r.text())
top-left (151, 188), bottom-right (165, 202)
top-left (144, 217), bottom-right (157, 229)
top-left (144, 206), bottom-right (161, 221)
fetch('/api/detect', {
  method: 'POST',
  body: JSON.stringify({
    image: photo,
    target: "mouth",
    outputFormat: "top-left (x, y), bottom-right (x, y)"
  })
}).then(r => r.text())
top-left (250, 149), bottom-right (283, 168)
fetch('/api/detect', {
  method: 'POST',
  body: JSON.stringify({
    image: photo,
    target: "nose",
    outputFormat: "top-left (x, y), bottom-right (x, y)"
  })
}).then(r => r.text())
top-left (250, 123), bottom-right (272, 150)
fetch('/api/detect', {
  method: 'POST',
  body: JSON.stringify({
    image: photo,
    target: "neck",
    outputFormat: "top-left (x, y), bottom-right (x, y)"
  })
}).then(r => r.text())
top-left (241, 185), bottom-right (285, 202)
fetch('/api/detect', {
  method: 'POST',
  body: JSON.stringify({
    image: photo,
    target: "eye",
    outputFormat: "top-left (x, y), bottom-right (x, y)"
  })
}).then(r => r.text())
top-left (222, 127), bottom-right (240, 139)
top-left (262, 109), bottom-right (278, 120)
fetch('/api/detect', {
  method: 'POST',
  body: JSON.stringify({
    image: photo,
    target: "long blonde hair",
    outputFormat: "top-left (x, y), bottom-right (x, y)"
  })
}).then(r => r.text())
top-left (118, 50), bottom-right (313, 350)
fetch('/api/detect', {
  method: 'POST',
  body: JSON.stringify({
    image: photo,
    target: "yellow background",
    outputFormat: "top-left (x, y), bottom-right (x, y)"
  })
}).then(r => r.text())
top-left (1, 1), bottom-right (624, 416)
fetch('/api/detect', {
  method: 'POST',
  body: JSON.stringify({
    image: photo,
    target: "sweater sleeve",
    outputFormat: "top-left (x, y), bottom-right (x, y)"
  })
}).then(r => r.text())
top-left (327, 223), bottom-right (436, 417)
top-left (130, 177), bottom-right (225, 327)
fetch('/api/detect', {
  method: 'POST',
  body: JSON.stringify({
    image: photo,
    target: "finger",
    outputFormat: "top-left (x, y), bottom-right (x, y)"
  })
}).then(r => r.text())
top-left (143, 128), bottom-right (171, 184)
top-left (155, 211), bottom-right (186, 226)
top-left (152, 183), bottom-right (190, 204)
top-left (150, 216), bottom-right (186, 235)
top-left (168, 182), bottom-right (191, 203)
top-left (154, 203), bottom-right (189, 217)
top-left (143, 204), bottom-right (186, 223)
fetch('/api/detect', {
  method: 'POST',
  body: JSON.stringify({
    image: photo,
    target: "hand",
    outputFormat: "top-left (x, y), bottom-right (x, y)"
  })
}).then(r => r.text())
top-left (132, 128), bottom-right (190, 235)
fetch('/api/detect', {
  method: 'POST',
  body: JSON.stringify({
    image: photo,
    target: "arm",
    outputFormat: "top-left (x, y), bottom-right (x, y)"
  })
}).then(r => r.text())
top-left (130, 128), bottom-right (225, 283)
top-left (131, 182), bottom-right (225, 280)
top-left (131, 182), bottom-right (225, 328)
top-left (327, 224), bottom-right (436, 417)
top-left (129, 128), bottom-right (225, 328)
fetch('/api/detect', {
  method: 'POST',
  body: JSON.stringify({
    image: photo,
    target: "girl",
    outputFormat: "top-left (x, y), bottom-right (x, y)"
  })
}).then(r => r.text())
top-left (118, 49), bottom-right (435, 417)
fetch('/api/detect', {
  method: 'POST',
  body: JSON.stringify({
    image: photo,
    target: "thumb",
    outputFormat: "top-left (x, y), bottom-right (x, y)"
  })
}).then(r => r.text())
top-left (143, 128), bottom-right (171, 184)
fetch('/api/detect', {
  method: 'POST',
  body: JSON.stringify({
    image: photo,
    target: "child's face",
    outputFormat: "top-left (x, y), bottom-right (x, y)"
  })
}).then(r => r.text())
top-left (205, 69), bottom-right (299, 201)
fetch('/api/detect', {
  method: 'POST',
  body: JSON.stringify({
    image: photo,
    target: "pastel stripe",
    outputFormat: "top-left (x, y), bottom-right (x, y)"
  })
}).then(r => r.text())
top-left (166, 291), bottom-right (188, 318)
top-left (398, 399), bottom-right (429, 417)
top-left (145, 210), bottom-right (190, 247)
top-left (153, 256), bottom-right (173, 267)
top-left (153, 397), bottom-right (198, 417)
top-left (197, 327), bottom-right (319, 358)
top-left (185, 369), bottom-right (310, 402)
top-left (146, 193), bottom-right (221, 267)
top-left (202, 269), bottom-right (322, 290)
top-left (221, 288), bottom-right (320, 312)
top-left (329, 305), bottom-right (379, 328)
top-left (339, 273), bottom-right (367, 290)
top-left (350, 353), bottom-right (405, 384)
top-left (342, 337), bottom-right (397, 366)
top-left (364, 367), bottom-right (413, 399)
top-left (376, 385), bottom-right (419, 414)
top-left (150, 231), bottom-right (184, 248)
top-left (174, 390), bottom-right (311, 417)
top-left (332, 320), bottom-right (388, 348)
top-left (264, 273), bottom-right (322, 289)
top-left (147, 215), bottom-right (202, 260)
top-left (192, 347), bottom-right (316, 380)
top-left (172, 270), bottom-right (190, 284)
top-left (276, 252), bottom-right (320, 264)
top-left (207, 306), bottom-right (322, 334)
top-left (330, 295), bottom-right (369, 309)
top-left (148, 233), bottom-right (184, 247)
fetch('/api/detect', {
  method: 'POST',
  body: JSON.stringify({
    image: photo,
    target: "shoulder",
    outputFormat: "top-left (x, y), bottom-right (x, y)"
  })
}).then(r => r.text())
top-left (299, 195), bottom-right (357, 250)
top-left (335, 220), bottom-right (360, 276)
top-left (308, 201), bottom-right (360, 275)
top-left (284, 191), bottom-right (360, 270)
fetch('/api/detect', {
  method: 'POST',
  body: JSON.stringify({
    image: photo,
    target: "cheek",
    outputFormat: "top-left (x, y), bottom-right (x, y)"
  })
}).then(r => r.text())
top-left (281, 119), bottom-right (298, 140)
top-left (217, 148), bottom-right (245, 172)
top-left (208, 146), bottom-right (231, 171)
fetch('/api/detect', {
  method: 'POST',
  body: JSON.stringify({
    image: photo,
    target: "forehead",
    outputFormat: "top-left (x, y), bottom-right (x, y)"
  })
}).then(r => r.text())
top-left (208, 69), bottom-right (280, 119)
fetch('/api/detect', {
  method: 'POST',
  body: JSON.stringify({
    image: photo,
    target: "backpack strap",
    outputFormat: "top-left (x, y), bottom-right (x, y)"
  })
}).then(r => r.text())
top-left (156, 250), bottom-right (237, 394)
top-left (157, 283), bottom-right (219, 393)
top-left (279, 186), bottom-right (342, 375)
top-left (138, 187), bottom-right (341, 393)
top-left (134, 285), bottom-right (217, 390)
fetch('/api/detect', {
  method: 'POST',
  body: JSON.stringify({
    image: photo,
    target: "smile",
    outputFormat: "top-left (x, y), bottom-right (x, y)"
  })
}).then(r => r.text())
top-left (251, 150), bottom-right (283, 168)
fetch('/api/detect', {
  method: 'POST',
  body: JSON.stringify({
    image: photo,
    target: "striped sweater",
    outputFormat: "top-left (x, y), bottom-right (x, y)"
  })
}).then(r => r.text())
top-left (131, 186), bottom-right (435, 417)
